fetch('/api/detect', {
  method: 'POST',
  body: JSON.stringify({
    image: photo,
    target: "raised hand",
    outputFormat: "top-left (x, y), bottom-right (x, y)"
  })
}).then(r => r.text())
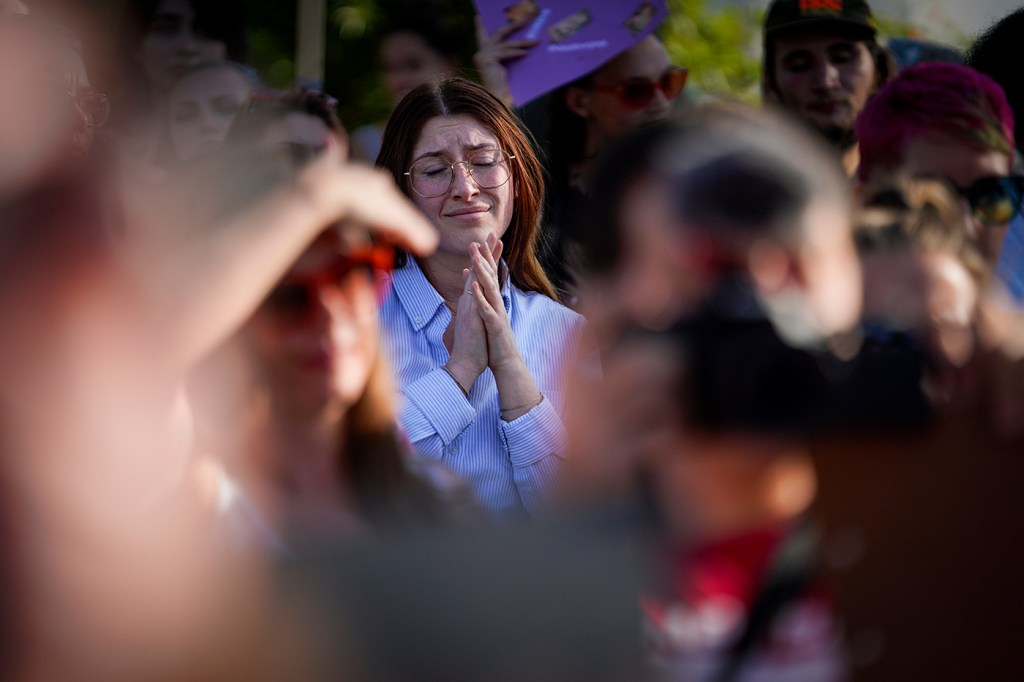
top-left (473, 15), bottom-right (539, 108)
top-left (469, 234), bottom-right (522, 371)
top-left (295, 136), bottom-right (438, 256)
top-left (468, 233), bottom-right (542, 420)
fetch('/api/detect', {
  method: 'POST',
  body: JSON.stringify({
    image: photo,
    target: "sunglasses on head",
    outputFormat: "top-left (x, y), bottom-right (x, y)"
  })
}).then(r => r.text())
top-left (591, 67), bottom-right (688, 111)
top-left (950, 175), bottom-right (1024, 226)
top-left (261, 243), bottom-right (395, 326)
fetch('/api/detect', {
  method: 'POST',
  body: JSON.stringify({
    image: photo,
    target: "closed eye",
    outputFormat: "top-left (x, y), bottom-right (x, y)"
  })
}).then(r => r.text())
top-left (780, 51), bottom-right (813, 72)
top-left (827, 43), bottom-right (858, 64)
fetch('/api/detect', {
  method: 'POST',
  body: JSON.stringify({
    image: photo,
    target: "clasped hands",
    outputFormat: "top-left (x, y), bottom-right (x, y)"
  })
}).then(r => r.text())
top-left (444, 233), bottom-right (533, 403)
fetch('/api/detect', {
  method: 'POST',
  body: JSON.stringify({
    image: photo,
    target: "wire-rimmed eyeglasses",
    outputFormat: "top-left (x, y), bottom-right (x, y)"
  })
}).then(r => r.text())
top-left (404, 149), bottom-right (515, 198)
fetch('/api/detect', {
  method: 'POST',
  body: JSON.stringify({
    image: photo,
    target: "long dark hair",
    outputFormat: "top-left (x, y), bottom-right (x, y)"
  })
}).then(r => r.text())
top-left (548, 72), bottom-right (593, 179)
top-left (376, 77), bottom-right (556, 300)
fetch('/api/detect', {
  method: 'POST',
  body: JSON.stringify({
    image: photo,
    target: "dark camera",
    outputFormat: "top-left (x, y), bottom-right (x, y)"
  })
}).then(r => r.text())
top-left (648, 279), bottom-right (932, 438)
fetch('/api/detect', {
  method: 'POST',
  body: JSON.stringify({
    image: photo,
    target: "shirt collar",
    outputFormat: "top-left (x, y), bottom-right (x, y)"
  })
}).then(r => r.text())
top-left (391, 256), bottom-right (514, 332)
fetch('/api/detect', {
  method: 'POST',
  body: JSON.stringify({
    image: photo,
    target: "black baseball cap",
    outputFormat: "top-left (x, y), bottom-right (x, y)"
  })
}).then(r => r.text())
top-left (764, 0), bottom-right (876, 39)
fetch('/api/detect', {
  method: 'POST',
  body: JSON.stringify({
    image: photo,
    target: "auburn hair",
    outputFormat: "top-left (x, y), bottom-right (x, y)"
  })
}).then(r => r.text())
top-left (376, 77), bottom-right (556, 300)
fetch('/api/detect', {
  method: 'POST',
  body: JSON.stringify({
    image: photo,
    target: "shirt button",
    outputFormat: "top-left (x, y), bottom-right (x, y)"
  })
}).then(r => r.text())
top-left (448, 444), bottom-right (458, 455)
top-left (414, 316), bottom-right (423, 325)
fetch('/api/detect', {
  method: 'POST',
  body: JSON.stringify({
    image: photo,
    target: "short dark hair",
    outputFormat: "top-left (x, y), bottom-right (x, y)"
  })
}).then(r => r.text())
top-left (585, 104), bottom-right (850, 273)
top-left (966, 8), bottom-right (1024, 156)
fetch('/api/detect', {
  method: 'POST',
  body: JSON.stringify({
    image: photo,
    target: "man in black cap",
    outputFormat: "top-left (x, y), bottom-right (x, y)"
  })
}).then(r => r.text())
top-left (762, 0), bottom-right (894, 176)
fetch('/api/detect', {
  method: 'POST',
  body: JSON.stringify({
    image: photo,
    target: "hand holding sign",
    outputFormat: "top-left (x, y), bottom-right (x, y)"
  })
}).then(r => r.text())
top-left (473, 15), bottom-right (540, 108)
top-left (472, 0), bottom-right (668, 106)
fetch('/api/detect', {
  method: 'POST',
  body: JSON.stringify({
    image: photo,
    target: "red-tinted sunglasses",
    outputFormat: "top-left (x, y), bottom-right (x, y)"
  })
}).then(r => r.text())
top-left (261, 243), bottom-right (395, 327)
top-left (591, 67), bottom-right (688, 111)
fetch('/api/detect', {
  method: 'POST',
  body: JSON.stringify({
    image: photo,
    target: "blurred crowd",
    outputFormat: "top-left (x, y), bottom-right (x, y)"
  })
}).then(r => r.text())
top-left (1, 0), bottom-right (1024, 680)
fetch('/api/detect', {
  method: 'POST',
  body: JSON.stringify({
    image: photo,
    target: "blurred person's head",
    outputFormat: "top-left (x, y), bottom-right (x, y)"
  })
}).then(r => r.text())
top-left (551, 36), bottom-right (685, 172)
top-left (589, 105), bottom-right (859, 344)
top-left (228, 86), bottom-right (346, 161)
top-left (377, 76), bottom-right (554, 298)
top-left (577, 324), bottom-right (820, 546)
top-left (857, 62), bottom-right (1017, 261)
top-left (966, 8), bottom-right (1024, 158)
top-left (166, 60), bottom-right (257, 162)
top-left (855, 177), bottom-right (988, 376)
top-left (379, 13), bottom-right (461, 109)
top-left (239, 230), bottom-right (392, 421)
top-left (122, 0), bottom-right (247, 95)
top-left (0, 15), bottom-right (108, 197)
top-left (762, 0), bottom-right (893, 166)
top-left (579, 119), bottom-right (709, 325)
top-left (183, 139), bottom-right (448, 528)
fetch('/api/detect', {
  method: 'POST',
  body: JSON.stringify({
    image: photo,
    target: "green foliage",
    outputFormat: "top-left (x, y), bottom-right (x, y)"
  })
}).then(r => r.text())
top-left (234, 0), bottom-right (769, 119)
top-left (321, 0), bottom-right (476, 129)
top-left (247, 3), bottom-right (296, 89)
top-left (661, 0), bottom-right (763, 103)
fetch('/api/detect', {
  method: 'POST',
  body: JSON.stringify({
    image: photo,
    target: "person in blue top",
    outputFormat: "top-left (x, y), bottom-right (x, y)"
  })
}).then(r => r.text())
top-left (376, 77), bottom-right (589, 518)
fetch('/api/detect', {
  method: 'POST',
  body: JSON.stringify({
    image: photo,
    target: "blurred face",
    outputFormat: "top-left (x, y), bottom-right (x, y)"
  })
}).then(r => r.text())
top-left (575, 36), bottom-right (676, 151)
top-left (770, 30), bottom-right (876, 148)
top-left (243, 234), bottom-right (380, 416)
top-left (0, 22), bottom-right (94, 193)
top-left (793, 199), bottom-right (863, 338)
top-left (614, 176), bottom-right (719, 328)
top-left (656, 432), bottom-right (817, 543)
top-left (920, 250), bottom-right (977, 368)
top-left (138, 0), bottom-right (227, 93)
top-left (408, 115), bottom-right (515, 258)
top-left (168, 65), bottom-right (251, 162)
top-left (381, 32), bottom-right (452, 108)
top-left (862, 246), bottom-right (978, 369)
top-left (902, 133), bottom-right (1013, 261)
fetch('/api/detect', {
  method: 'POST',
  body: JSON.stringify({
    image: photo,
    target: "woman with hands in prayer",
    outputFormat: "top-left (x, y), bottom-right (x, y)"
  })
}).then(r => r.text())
top-left (377, 77), bottom-right (590, 519)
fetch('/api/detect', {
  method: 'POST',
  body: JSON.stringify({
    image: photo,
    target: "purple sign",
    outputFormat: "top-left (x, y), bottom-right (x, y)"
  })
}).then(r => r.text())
top-left (474, 0), bottom-right (669, 106)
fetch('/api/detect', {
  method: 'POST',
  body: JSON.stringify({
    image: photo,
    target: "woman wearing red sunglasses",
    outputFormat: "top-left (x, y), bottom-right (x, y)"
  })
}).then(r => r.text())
top-left (475, 23), bottom-right (687, 300)
top-left (183, 94), bottom-right (480, 552)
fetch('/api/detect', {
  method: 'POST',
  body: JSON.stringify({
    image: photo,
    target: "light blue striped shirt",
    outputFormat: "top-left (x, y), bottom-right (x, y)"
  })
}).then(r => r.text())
top-left (381, 257), bottom-right (587, 518)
